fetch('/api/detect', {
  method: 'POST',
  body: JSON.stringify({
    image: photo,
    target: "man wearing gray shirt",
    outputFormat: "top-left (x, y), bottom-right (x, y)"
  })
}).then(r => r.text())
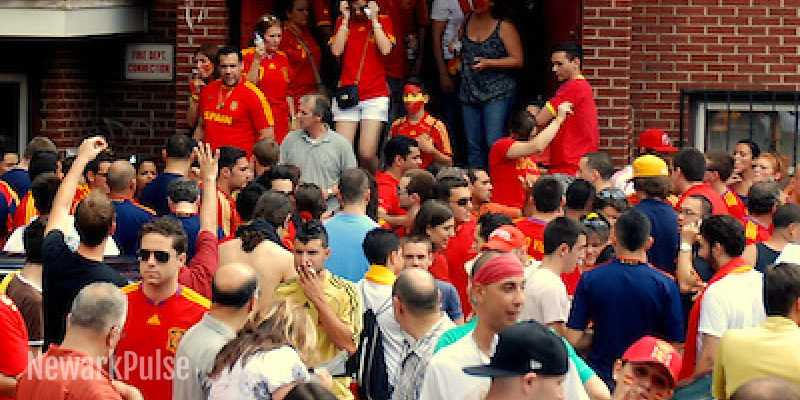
top-left (173, 262), bottom-right (259, 400)
top-left (280, 94), bottom-right (357, 209)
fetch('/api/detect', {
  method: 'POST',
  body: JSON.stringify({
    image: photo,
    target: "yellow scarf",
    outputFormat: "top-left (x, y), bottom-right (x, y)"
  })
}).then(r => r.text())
top-left (364, 264), bottom-right (396, 286)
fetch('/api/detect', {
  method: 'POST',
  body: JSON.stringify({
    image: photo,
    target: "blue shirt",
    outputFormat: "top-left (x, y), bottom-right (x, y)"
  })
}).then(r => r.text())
top-left (634, 198), bottom-right (680, 276)
top-left (169, 213), bottom-right (225, 260)
top-left (567, 258), bottom-right (684, 385)
top-left (1, 168), bottom-right (30, 197)
top-left (111, 198), bottom-right (157, 256)
top-left (140, 172), bottom-right (182, 216)
top-left (323, 213), bottom-right (378, 282)
top-left (435, 279), bottom-right (463, 323)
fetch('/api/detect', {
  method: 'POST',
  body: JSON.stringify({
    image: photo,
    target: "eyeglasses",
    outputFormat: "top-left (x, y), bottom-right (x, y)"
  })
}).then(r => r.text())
top-left (137, 249), bottom-right (171, 263)
top-left (597, 189), bottom-right (626, 201)
top-left (455, 197), bottom-right (472, 207)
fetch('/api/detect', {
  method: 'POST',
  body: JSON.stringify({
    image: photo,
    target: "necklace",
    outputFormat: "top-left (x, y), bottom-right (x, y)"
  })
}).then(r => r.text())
top-left (217, 85), bottom-right (234, 110)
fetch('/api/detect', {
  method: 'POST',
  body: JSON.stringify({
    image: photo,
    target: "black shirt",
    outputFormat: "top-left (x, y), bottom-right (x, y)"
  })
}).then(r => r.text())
top-left (42, 230), bottom-right (129, 348)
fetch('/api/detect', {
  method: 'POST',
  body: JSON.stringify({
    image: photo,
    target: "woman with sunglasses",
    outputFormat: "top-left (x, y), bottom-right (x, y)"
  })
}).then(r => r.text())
top-left (243, 15), bottom-right (293, 143)
top-left (410, 200), bottom-right (456, 282)
top-left (593, 188), bottom-right (630, 227)
top-left (279, 0), bottom-right (325, 113)
top-left (187, 44), bottom-right (219, 128)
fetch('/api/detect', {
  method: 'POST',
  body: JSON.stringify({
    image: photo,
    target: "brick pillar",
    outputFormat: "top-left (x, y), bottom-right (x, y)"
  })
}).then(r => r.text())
top-left (582, 0), bottom-right (633, 166)
top-left (40, 48), bottom-right (97, 148)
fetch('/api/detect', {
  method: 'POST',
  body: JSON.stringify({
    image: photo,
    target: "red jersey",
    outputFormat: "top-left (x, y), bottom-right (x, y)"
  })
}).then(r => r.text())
top-left (743, 217), bottom-right (772, 245)
top-left (217, 187), bottom-right (242, 238)
top-left (16, 345), bottom-right (123, 400)
top-left (390, 112), bottom-right (452, 168)
top-left (242, 49), bottom-right (291, 142)
top-left (489, 138), bottom-right (540, 209)
top-left (0, 294), bottom-right (28, 400)
top-left (11, 192), bottom-right (36, 229)
top-left (330, 15), bottom-right (395, 100)
top-left (514, 217), bottom-right (547, 261)
top-left (430, 252), bottom-right (450, 282)
top-left (116, 283), bottom-right (210, 400)
top-left (377, 0), bottom-right (430, 78)
top-left (723, 188), bottom-right (747, 220)
top-left (198, 79), bottom-right (274, 154)
top-left (676, 183), bottom-right (727, 215)
top-left (311, 0), bottom-right (332, 27)
top-left (443, 219), bottom-right (477, 317)
top-left (544, 77), bottom-right (599, 175)
top-left (375, 171), bottom-right (408, 236)
top-left (281, 22), bottom-right (323, 107)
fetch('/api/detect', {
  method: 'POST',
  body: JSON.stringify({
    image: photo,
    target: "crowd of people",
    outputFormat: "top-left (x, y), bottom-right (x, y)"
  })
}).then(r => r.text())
top-left (1, 0), bottom-right (800, 400)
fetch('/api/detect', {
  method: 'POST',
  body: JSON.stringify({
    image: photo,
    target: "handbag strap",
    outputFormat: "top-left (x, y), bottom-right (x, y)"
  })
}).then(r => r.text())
top-left (286, 23), bottom-right (324, 88)
top-left (354, 31), bottom-right (373, 85)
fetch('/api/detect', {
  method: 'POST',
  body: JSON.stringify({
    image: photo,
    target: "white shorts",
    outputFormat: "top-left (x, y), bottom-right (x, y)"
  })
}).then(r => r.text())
top-left (332, 96), bottom-right (390, 122)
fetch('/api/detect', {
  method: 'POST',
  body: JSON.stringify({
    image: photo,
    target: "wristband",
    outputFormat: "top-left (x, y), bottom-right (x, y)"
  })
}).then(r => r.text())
top-left (679, 242), bottom-right (693, 252)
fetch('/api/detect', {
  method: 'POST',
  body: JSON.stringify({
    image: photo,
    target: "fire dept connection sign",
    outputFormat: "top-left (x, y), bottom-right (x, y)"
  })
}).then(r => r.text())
top-left (125, 44), bottom-right (174, 81)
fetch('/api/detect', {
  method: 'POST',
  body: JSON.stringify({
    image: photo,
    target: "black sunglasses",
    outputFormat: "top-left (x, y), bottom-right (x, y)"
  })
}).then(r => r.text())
top-left (137, 249), bottom-right (171, 263)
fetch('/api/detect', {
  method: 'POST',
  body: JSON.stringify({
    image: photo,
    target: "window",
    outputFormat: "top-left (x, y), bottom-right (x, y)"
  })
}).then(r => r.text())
top-left (0, 74), bottom-right (28, 155)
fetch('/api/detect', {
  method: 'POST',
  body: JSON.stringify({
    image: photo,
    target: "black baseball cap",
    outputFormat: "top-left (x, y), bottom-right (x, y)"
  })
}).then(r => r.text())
top-left (463, 320), bottom-right (569, 377)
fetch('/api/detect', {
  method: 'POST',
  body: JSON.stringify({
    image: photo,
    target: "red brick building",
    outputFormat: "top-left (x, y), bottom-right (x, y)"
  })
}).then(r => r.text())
top-left (1, 0), bottom-right (798, 166)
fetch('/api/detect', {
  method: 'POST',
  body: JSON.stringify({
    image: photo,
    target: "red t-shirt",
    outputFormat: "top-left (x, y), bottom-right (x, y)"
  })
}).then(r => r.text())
top-left (242, 49), bottom-right (292, 143)
top-left (376, 171), bottom-right (401, 216)
top-left (217, 187), bottom-right (242, 238)
top-left (489, 137), bottom-right (540, 209)
top-left (198, 79), bottom-right (274, 154)
top-left (16, 345), bottom-right (122, 400)
top-left (178, 230), bottom-right (219, 299)
top-left (116, 283), bottom-right (210, 400)
top-left (330, 15), bottom-right (395, 100)
top-left (723, 188), bottom-right (747, 221)
top-left (443, 219), bottom-right (477, 316)
top-left (430, 251), bottom-right (450, 282)
top-left (514, 217), bottom-right (547, 261)
top-left (377, 0), bottom-right (430, 78)
top-left (0, 294), bottom-right (28, 400)
top-left (676, 183), bottom-right (727, 215)
top-left (390, 112), bottom-right (452, 168)
top-left (743, 217), bottom-right (772, 245)
top-left (544, 77), bottom-right (599, 175)
top-left (280, 22), bottom-right (323, 106)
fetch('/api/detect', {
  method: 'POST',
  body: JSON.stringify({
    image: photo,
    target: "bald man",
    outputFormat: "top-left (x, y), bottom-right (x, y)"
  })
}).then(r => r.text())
top-left (174, 262), bottom-right (259, 400)
top-left (108, 159), bottom-right (157, 256)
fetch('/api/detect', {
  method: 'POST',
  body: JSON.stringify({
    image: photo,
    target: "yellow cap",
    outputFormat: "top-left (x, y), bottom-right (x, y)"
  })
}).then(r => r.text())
top-left (633, 155), bottom-right (669, 178)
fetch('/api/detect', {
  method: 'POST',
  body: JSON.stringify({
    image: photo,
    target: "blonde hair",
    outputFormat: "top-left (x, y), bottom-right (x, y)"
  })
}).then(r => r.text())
top-left (210, 298), bottom-right (317, 377)
top-left (757, 152), bottom-right (789, 182)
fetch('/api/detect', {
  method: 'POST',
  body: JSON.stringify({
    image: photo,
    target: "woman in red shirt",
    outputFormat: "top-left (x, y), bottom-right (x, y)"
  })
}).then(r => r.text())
top-left (186, 44), bottom-right (218, 128)
top-left (410, 200), bottom-right (455, 282)
top-left (244, 15), bottom-right (293, 143)
top-left (280, 0), bottom-right (324, 112)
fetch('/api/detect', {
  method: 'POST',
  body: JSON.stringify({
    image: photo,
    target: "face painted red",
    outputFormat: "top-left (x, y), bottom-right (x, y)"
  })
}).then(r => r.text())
top-left (403, 84), bottom-right (426, 114)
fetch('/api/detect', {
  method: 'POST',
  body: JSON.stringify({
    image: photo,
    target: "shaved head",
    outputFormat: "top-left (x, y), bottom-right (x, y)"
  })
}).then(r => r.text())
top-left (107, 160), bottom-right (136, 194)
top-left (211, 263), bottom-right (259, 308)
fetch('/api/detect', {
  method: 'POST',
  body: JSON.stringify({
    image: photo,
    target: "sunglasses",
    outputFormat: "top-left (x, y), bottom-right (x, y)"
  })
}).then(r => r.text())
top-left (137, 249), bottom-right (171, 263)
top-left (597, 189), bottom-right (626, 201)
top-left (455, 197), bottom-right (472, 207)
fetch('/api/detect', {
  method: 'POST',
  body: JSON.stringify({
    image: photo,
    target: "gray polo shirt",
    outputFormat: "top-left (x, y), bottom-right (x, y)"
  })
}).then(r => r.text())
top-left (173, 313), bottom-right (236, 400)
top-left (279, 127), bottom-right (358, 192)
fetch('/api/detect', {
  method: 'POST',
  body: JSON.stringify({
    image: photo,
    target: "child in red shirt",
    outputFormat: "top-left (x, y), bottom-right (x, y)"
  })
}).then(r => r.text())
top-left (390, 82), bottom-right (453, 168)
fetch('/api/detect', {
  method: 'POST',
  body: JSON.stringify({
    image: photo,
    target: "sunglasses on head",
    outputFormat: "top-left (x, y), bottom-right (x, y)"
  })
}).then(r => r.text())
top-left (597, 189), bottom-right (626, 201)
top-left (581, 213), bottom-right (609, 229)
top-left (137, 249), bottom-right (171, 263)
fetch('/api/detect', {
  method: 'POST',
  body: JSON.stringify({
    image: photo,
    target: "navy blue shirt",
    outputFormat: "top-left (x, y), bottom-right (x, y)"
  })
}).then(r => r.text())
top-left (1, 168), bottom-right (30, 198)
top-left (139, 172), bottom-right (182, 216)
top-left (169, 213), bottom-right (225, 260)
top-left (634, 198), bottom-right (680, 276)
top-left (111, 198), bottom-right (156, 256)
top-left (567, 258), bottom-right (684, 386)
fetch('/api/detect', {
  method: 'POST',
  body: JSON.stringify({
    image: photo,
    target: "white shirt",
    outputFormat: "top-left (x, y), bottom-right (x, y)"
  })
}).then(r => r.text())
top-left (520, 265), bottom-right (570, 325)
top-left (697, 270), bottom-right (766, 357)
top-left (356, 278), bottom-right (393, 315)
top-left (206, 345), bottom-right (310, 400)
top-left (430, 0), bottom-right (468, 60)
top-left (4, 215), bottom-right (120, 256)
top-left (419, 331), bottom-right (492, 400)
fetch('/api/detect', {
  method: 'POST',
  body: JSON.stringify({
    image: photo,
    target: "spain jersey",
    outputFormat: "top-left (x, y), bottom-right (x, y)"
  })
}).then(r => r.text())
top-left (514, 217), bottom-right (547, 261)
top-left (217, 187), bottom-right (241, 238)
top-left (389, 112), bottom-right (452, 168)
top-left (723, 189), bottom-right (747, 220)
top-left (330, 15), bottom-right (395, 101)
top-left (743, 217), bottom-right (772, 245)
top-left (0, 180), bottom-right (18, 236)
top-left (198, 79), bottom-right (274, 155)
top-left (116, 283), bottom-right (210, 400)
top-left (242, 49), bottom-right (292, 143)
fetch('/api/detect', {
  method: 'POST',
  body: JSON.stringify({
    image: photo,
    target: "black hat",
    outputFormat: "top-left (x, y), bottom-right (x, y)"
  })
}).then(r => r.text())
top-left (463, 320), bottom-right (569, 377)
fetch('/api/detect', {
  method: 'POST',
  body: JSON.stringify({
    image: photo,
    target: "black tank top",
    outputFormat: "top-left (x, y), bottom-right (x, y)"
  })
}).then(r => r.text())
top-left (754, 242), bottom-right (781, 273)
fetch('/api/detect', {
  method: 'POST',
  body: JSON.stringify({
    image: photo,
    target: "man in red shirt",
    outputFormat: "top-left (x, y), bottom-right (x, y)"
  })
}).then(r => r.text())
top-left (743, 182), bottom-right (779, 245)
top-left (390, 82), bottom-right (453, 168)
top-left (16, 283), bottom-right (142, 400)
top-left (0, 294), bottom-right (27, 400)
top-left (705, 150), bottom-right (747, 220)
top-left (514, 176), bottom-right (565, 261)
top-left (377, 136), bottom-right (422, 232)
top-left (534, 41), bottom-right (598, 175)
top-left (436, 177), bottom-right (477, 314)
top-left (217, 146), bottom-right (252, 237)
top-left (195, 45), bottom-right (274, 155)
top-left (672, 148), bottom-right (727, 215)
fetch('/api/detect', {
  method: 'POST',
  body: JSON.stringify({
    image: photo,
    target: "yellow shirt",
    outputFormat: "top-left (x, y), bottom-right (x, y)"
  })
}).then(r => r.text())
top-left (712, 316), bottom-right (800, 399)
top-left (274, 270), bottom-right (363, 400)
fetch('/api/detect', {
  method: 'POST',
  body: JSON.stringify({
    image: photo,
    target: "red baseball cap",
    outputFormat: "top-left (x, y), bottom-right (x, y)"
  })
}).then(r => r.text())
top-left (482, 225), bottom-right (526, 252)
top-left (637, 129), bottom-right (677, 152)
top-left (621, 336), bottom-right (682, 387)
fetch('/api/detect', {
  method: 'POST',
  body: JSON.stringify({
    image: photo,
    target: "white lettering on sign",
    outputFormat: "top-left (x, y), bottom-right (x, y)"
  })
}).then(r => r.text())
top-left (125, 44), bottom-right (174, 81)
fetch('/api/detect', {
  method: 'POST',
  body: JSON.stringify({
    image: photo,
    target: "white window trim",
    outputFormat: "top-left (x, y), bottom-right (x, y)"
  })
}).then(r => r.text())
top-left (0, 74), bottom-right (28, 155)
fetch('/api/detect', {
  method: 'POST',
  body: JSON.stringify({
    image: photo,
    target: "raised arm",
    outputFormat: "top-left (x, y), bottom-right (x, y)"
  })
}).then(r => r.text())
top-left (367, 2), bottom-right (394, 56)
top-left (505, 102), bottom-right (572, 159)
top-left (197, 143), bottom-right (219, 234)
top-left (45, 136), bottom-right (108, 235)
top-left (329, 2), bottom-right (350, 57)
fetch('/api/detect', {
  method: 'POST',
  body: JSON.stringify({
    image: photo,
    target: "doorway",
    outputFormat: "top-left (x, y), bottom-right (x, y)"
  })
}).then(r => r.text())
top-left (0, 74), bottom-right (27, 155)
